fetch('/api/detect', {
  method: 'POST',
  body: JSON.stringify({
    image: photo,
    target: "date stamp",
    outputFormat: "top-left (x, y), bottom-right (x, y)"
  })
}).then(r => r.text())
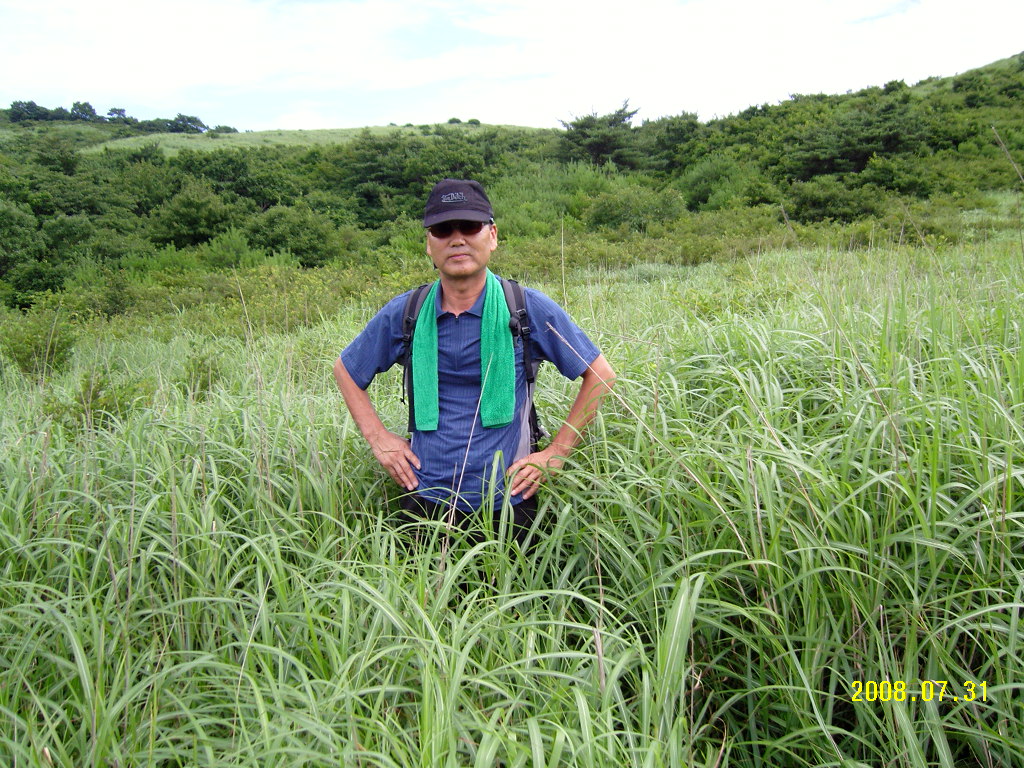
top-left (850, 680), bottom-right (988, 703)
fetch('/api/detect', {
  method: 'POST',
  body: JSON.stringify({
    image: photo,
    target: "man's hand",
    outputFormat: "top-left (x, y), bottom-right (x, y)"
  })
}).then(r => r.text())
top-left (369, 431), bottom-right (421, 491)
top-left (507, 446), bottom-right (564, 500)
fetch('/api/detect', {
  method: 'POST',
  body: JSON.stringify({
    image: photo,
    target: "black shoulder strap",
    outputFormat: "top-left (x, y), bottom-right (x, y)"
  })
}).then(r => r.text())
top-left (500, 277), bottom-right (539, 384)
top-left (500, 277), bottom-right (546, 449)
top-left (401, 283), bottom-right (432, 432)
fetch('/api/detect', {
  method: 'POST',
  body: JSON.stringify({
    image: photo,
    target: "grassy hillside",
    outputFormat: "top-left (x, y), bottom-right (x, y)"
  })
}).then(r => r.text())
top-left (80, 122), bottom-right (519, 155)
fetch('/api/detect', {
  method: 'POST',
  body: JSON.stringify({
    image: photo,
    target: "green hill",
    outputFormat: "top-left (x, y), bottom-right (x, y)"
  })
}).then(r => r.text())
top-left (1, 51), bottom-right (1021, 315)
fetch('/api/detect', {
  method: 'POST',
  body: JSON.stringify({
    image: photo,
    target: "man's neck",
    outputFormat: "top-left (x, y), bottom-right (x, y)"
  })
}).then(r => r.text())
top-left (439, 272), bottom-right (487, 315)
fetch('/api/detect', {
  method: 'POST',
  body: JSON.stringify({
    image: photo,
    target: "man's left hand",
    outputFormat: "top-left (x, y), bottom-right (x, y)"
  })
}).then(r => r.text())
top-left (507, 447), bottom-right (564, 500)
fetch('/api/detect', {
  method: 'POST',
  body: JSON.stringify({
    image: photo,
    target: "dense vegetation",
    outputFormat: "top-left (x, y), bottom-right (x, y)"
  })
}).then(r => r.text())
top-left (1, 53), bottom-right (1023, 767)
top-left (1, 52), bottom-right (1022, 336)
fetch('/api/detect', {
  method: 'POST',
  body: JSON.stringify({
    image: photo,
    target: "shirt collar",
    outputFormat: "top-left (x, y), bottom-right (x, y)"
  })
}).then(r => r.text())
top-left (435, 281), bottom-right (488, 317)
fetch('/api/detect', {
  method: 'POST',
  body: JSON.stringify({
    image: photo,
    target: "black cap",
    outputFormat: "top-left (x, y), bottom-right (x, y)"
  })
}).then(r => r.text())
top-left (423, 179), bottom-right (493, 227)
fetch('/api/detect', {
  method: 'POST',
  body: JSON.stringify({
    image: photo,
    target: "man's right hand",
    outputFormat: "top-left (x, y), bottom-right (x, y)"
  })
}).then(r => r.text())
top-left (369, 431), bottom-right (421, 491)
top-left (334, 358), bottom-right (422, 492)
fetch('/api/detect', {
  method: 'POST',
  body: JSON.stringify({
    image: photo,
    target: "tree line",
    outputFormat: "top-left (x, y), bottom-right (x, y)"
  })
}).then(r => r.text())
top-left (6, 100), bottom-right (236, 135)
top-left (1, 52), bottom-right (1022, 311)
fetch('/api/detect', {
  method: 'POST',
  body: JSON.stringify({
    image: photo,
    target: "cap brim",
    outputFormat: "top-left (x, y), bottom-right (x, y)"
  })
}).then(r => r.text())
top-left (423, 210), bottom-right (493, 227)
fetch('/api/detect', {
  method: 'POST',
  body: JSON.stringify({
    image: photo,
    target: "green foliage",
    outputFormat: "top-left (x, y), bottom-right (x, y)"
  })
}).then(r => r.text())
top-left (174, 147), bottom-right (300, 208)
top-left (785, 175), bottom-right (886, 223)
top-left (197, 226), bottom-right (263, 269)
top-left (559, 101), bottom-right (641, 168)
top-left (0, 199), bottom-right (44, 276)
top-left (42, 369), bottom-right (154, 433)
top-left (245, 204), bottom-right (345, 268)
top-left (676, 154), bottom-right (759, 211)
top-left (585, 182), bottom-right (685, 233)
top-left (150, 179), bottom-right (252, 247)
top-left (778, 93), bottom-right (927, 180)
top-left (61, 259), bottom-right (134, 318)
top-left (310, 127), bottom-right (495, 228)
top-left (2, 52), bottom-right (1022, 308)
top-left (0, 301), bottom-right (78, 375)
top-left (858, 153), bottom-right (934, 195)
top-left (4, 260), bottom-right (67, 308)
top-left (634, 111), bottom-right (707, 173)
top-left (178, 341), bottom-right (225, 400)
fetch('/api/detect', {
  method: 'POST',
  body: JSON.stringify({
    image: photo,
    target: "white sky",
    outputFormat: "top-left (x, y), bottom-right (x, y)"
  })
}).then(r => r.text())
top-left (1, 0), bottom-right (1022, 131)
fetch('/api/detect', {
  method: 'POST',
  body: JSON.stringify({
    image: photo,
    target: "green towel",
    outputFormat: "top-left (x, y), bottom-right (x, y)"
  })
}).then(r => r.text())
top-left (411, 270), bottom-right (515, 431)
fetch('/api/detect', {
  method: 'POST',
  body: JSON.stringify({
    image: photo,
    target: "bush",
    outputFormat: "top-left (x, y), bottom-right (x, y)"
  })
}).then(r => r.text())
top-left (0, 302), bottom-right (79, 376)
top-left (198, 227), bottom-right (265, 269)
top-left (785, 176), bottom-right (886, 223)
top-left (246, 204), bottom-right (346, 268)
top-left (150, 179), bottom-right (252, 248)
top-left (43, 369), bottom-right (154, 433)
top-left (676, 154), bottom-right (752, 211)
top-left (4, 260), bottom-right (67, 308)
top-left (62, 259), bottom-right (134, 318)
top-left (0, 199), bottom-right (45, 277)
top-left (585, 184), bottom-right (685, 233)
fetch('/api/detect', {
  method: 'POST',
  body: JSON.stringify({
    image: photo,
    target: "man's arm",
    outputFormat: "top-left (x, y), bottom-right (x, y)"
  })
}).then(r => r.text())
top-left (506, 353), bottom-right (616, 499)
top-left (333, 357), bottom-right (420, 491)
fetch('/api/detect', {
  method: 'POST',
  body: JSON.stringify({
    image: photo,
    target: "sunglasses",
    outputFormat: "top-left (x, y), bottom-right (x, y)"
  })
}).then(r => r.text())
top-left (427, 219), bottom-right (492, 239)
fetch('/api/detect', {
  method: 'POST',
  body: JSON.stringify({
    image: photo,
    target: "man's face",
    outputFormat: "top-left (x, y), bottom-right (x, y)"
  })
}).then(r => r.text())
top-left (426, 219), bottom-right (498, 280)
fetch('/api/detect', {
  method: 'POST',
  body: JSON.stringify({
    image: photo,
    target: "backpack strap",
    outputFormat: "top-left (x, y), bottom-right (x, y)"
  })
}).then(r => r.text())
top-left (500, 277), bottom-right (539, 384)
top-left (500, 277), bottom-right (546, 450)
top-left (401, 283), bottom-right (432, 433)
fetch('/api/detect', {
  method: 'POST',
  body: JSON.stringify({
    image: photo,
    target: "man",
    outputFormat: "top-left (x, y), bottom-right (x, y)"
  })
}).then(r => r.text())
top-left (333, 178), bottom-right (614, 542)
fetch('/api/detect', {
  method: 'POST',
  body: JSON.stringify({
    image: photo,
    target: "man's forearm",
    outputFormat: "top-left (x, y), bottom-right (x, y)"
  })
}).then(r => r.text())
top-left (333, 357), bottom-right (421, 490)
top-left (333, 357), bottom-right (387, 442)
top-left (547, 353), bottom-right (616, 457)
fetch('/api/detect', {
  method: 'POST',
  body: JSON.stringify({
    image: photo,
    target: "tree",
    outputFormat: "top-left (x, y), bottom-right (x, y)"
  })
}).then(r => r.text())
top-left (9, 100), bottom-right (50, 122)
top-left (106, 107), bottom-right (135, 124)
top-left (169, 114), bottom-right (208, 134)
top-left (70, 101), bottom-right (98, 121)
top-left (245, 204), bottom-right (342, 267)
top-left (559, 101), bottom-right (641, 169)
top-left (779, 93), bottom-right (926, 181)
top-left (635, 112), bottom-right (706, 172)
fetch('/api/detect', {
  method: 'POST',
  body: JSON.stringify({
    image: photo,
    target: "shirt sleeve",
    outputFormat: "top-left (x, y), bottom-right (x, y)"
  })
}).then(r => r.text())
top-left (338, 292), bottom-right (411, 390)
top-left (524, 289), bottom-right (601, 380)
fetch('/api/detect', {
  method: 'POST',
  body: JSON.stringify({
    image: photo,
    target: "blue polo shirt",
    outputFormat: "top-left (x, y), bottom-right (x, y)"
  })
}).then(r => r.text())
top-left (340, 279), bottom-right (601, 511)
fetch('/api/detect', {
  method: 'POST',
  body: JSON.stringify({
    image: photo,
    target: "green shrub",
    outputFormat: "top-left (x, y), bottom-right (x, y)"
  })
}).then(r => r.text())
top-left (62, 259), bottom-right (134, 318)
top-left (43, 369), bottom-right (154, 433)
top-left (785, 176), bottom-right (886, 222)
top-left (178, 342), bottom-right (224, 400)
top-left (0, 199), bottom-right (45, 277)
top-left (246, 204), bottom-right (345, 268)
top-left (149, 179), bottom-right (253, 248)
top-left (676, 154), bottom-right (750, 211)
top-left (4, 260), bottom-right (67, 308)
top-left (198, 227), bottom-right (264, 269)
top-left (585, 184), bottom-right (685, 233)
top-left (0, 302), bottom-right (78, 376)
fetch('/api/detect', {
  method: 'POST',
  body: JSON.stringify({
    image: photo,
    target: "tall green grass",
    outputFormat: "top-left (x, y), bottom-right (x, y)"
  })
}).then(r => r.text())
top-left (2, 241), bottom-right (1022, 766)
